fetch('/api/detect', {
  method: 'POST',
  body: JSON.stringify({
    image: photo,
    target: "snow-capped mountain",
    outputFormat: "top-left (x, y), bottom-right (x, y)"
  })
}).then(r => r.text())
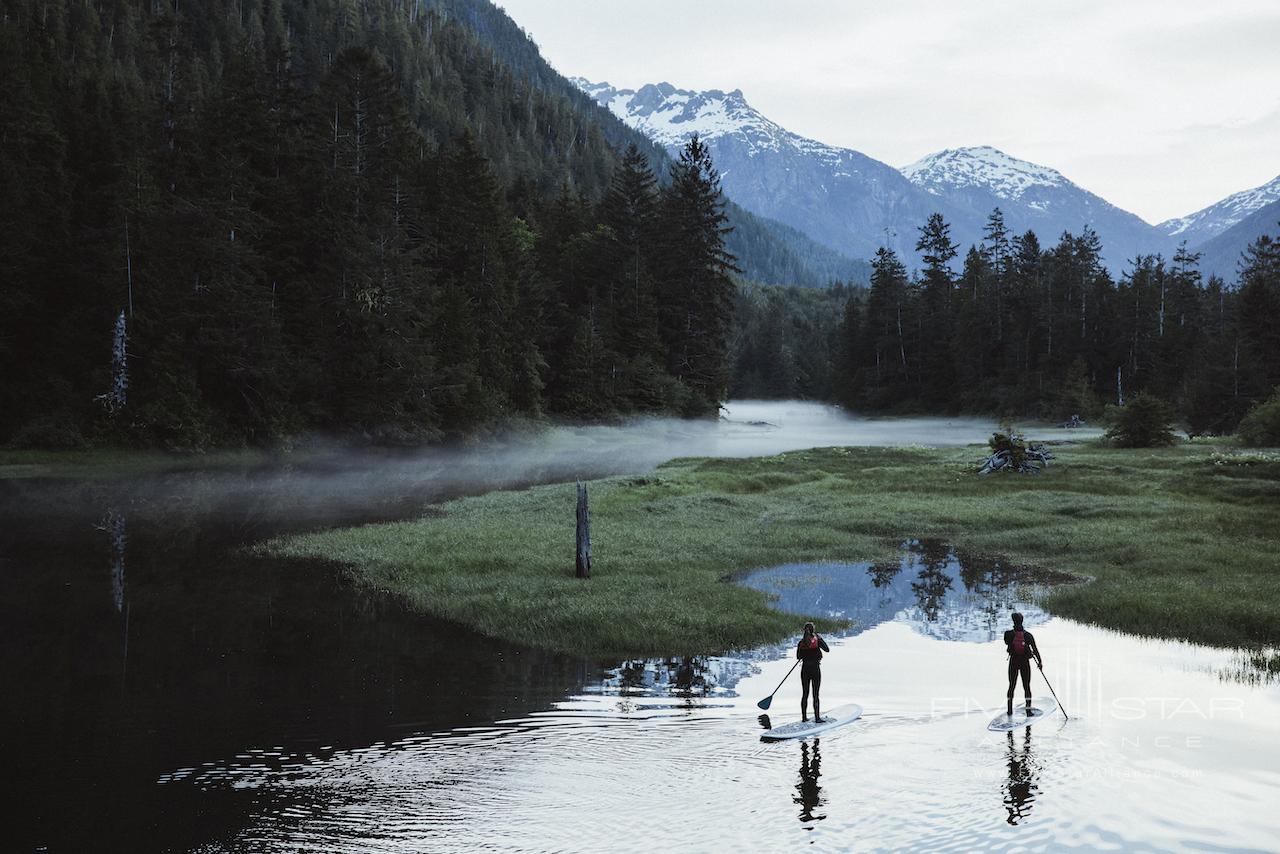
top-left (902, 146), bottom-right (1173, 270)
top-left (573, 78), bottom-right (766, 151)
top-left (1158, 174), bottom-right (1280, 248)
top-left (902, 146), bottom-right (1070, 203)
top-left (573, 78), bottom-right (955, 264)
top-left (576, 78), bottom-right (1173, 272)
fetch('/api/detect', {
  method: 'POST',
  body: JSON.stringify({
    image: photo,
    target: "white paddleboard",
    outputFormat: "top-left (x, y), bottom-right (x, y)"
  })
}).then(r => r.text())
top-left (760, 703), bottom-right (863, 741)
top-left (987, 697), bottom-right (1057, 732)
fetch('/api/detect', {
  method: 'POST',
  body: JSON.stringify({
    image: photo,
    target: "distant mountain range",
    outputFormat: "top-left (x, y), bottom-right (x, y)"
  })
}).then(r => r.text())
top-left (574, 77), bottom-right (1277, 281)
top-left (574, 78), bottom-right (964, 265)
top-left (1158, 174), bottom-right (1280, 246)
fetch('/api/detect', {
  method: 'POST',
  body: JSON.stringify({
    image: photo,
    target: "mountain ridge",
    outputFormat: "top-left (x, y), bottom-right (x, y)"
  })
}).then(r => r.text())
top-left (574, 77), bottom-right (956, 264)
top-left (577, 78), bottom-right (1186, 273)
top-left (1158, 174), bottom-right (1280, 248)
top-left (1193, 197), bottom-right (1280, 282)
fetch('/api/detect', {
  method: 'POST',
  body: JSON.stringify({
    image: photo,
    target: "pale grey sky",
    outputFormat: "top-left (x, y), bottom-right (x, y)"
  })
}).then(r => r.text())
top-left (496, 0), bottom-right (1280, 224)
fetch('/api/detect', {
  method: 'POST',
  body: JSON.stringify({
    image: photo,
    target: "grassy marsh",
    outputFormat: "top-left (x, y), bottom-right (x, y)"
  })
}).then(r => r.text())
top-left (262, 440), bottom-right (1280, 657)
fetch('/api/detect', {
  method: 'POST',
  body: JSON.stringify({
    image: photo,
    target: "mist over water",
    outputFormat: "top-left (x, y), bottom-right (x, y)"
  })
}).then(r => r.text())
top-left (8, 402), bottom-right (1098, 536)
top-left (11, 402), bottom-right (1046, 531)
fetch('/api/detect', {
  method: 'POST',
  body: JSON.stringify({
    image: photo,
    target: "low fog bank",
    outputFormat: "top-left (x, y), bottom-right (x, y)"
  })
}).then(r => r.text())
top-left (2, 402), bottom-right (1100, 532)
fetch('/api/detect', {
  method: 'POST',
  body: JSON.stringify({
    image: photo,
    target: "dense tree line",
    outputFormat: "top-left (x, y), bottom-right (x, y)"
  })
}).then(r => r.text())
top-left (833, 209), bottom-right (1280, 432)
top-left (0, 0), bottom-right (738, 446)
top-left (729, 283), bottom-right (852, 401)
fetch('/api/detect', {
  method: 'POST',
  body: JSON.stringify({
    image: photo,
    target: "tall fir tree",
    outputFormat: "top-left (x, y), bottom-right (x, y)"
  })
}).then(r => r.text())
top-left (655, 135), bottom-right (739, 415)
top-left (915, 213), bottom-right (958, 406)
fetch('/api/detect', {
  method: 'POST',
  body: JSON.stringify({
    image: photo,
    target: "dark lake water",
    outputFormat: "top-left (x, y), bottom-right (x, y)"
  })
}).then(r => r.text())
top-left (5, 405), bottom-right (1274, 852)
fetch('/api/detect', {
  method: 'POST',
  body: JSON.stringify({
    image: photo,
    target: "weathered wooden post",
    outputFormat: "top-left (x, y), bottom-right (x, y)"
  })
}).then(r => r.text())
top-left (575, 481), bottom-right (591, 579)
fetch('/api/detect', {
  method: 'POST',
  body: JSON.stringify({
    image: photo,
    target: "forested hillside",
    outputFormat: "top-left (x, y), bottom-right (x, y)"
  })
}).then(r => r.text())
top-left (0, 0), bottom-right (751, 446)
top-left (413, 1), bottom-right (872, 288)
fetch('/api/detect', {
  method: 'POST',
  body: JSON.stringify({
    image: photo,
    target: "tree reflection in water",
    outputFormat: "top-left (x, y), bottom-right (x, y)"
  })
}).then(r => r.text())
top-left (866, 560), bottom-right (902, 589)
top-left (908, 539), bottom-right (954, 622)
top-left (1003, 728), bottom-right (1040, 825)
top-left (612, 656), bottom-right (713, 697)
top-left (794, 739), bottom-right (825, 825)
top-left (97, 510), bottom-right (130, 680)
top-left (98, 510), bottom-right (127, 614)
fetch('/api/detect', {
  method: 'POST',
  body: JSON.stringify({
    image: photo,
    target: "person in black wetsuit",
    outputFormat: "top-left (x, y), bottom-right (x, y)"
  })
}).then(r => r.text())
top-left (797, 622), bottom-right (830, 722)
top-left (1004, 612), bottom-right (1043, 716)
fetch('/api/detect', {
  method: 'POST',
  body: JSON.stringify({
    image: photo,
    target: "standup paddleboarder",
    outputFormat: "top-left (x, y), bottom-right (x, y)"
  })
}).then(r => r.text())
top-left (1004, 612), bottom-right (1043, 716)
top-left (797, 622), bottom-right (829, 722)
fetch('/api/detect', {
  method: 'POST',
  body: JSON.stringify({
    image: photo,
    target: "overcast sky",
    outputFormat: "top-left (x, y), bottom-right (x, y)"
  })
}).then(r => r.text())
top-left (495, 0), bottom-right (1280, 224)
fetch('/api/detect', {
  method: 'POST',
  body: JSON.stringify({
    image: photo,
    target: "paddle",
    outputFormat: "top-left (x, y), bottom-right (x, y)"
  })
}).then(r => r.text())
top-left (757, 659), bottom-right (801, 711)
top-left (1038, 661), bottom-right (1068, 720)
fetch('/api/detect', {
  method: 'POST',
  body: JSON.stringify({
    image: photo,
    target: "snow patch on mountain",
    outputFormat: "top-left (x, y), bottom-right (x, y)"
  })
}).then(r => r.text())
top-left (1158, 174), bottom-right (1280, 243)
top-left (572, 77), bottom-right (855, 164)
top-left (901, 146), bottom-right (1069, 201)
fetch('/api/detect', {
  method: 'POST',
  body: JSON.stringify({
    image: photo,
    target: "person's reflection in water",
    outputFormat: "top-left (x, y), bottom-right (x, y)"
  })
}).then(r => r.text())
top-left (1003, 729), bottom-right (1039, 825)
top-left (794, 739), bottom-right (825, 825)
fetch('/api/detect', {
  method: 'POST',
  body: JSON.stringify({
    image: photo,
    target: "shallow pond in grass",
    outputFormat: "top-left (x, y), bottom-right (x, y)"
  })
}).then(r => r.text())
top-left (5, 405), bottom-right (1275, 852)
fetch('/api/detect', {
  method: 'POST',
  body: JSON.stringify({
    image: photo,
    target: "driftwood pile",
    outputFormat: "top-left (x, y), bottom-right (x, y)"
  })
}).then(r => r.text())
top-left (979, 430), bottom-right (1054, 475)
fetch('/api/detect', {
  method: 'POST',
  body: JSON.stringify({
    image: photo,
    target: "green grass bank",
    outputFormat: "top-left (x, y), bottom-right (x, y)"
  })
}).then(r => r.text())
top-left (261, 441), bottom-right (1280, 658)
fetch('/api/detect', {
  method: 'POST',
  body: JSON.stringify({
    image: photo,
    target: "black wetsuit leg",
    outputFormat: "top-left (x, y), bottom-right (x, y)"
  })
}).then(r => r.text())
top-left (801, 661), bottom-right (821, 720)
top-left (1007, 658), bottom-right (1032, 706)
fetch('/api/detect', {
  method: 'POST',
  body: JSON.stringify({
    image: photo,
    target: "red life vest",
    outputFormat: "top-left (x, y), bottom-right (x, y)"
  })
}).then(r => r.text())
top-left (1012, 629), bottom-right (1027, 656)
top-left (805, 635), bottom-right (819, 650)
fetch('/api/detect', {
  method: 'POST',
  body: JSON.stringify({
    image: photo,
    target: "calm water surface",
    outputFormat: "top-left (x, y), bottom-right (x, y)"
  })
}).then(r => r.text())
top-left (8, 404), bottom-right (1274, 852)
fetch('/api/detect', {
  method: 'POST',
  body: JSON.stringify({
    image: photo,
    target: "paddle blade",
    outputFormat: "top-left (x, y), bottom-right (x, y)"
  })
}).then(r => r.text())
top-left (757, 695), bottom-right (773, 710)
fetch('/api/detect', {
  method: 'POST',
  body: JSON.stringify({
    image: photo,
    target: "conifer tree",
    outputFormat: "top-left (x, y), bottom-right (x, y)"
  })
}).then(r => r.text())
top-left (862, 247), bottom-right (913, 403)
top-left (915, 213), bottom-right (958, 405)
top-left (1238, 232), bottom-right (1280, 398)
top-left (656, 135), bottom-right (739, 415)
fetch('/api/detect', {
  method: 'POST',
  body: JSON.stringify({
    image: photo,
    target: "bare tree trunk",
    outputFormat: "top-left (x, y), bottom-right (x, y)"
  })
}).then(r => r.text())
top-left (1158, 276), bottom-right (1166, 338)
top-left (1080, 283), bottom-right (1086, 341)
top-left (352, 71), bottom-right (366, 219)
top-left (1233, 340), bottom-right (1239, 400)
top-left (332, 102), bottom-right (340, 171)
top-left (124, 218), bottom-right (134, 317)
top-left (1045, 276), bottom-right (1053, 359)
top-left (996, 270), bottom-right (1004, 343)
top-left (895, 306), bottom-right (907, 377)
top-left (575, 482), bottom-right (591, 579)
